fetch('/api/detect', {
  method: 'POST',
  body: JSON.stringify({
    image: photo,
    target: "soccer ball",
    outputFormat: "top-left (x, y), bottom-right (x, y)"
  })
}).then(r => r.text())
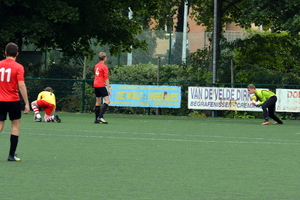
top-left (250, 95), bottom-right (257, 101)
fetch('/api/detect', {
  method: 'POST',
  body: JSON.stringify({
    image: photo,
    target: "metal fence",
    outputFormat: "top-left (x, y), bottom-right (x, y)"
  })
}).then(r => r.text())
top-left (88, 30), bottom-right (247, 66)
top-left (25, 78), bottom-right (300, 117)
top-left (20, 30), bottom-right (247, 68)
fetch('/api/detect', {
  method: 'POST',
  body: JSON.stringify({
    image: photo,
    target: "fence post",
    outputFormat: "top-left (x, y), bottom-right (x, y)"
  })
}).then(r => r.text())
top-left (169, 30), bottom-right (172, 64)
top-left (81, 80), bottom-right (86, 113)
top-left (148, 81), bottom-right (153, 115)
top-left (156, 57), bottom-right (161, 115)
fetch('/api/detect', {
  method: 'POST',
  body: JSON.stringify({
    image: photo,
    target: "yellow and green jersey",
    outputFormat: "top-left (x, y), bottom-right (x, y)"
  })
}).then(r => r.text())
top-left (255, 89), bottom-right (276, 105)
top-left (37, 91), bottom-right (56, 107)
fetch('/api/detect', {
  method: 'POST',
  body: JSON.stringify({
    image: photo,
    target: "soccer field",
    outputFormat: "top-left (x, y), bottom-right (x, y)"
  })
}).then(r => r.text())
top-left (1, 113), bottom-right (299, 200)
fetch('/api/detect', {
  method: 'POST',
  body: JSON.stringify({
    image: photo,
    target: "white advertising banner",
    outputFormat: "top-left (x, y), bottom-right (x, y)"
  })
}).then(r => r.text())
top-left (276, 89), bottom-right (300, 112)
top-left (188, 87), bottom-right (261, 111)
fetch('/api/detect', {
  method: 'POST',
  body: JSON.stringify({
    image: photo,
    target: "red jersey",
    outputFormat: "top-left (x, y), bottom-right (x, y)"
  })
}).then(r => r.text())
top-left (0, 58), bottom-right (25, 102)
top-left (93, 61), bottom-right (109, 87)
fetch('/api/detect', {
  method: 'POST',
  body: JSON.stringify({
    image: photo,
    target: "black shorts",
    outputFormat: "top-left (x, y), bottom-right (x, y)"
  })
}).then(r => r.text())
top-left (0, 101), bottom-right (21, 121)
top-left (94, 87), bottom-right (108, 98)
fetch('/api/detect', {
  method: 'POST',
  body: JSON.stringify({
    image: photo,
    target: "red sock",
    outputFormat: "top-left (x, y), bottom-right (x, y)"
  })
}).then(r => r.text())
top-left (31, 105), bottom-right (41, 118)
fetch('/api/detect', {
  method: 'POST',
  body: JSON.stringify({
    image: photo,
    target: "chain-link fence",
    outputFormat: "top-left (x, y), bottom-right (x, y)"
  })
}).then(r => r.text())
top-left (19, 29), bottom-right (247, 68)
top-left (89, 30), bottom-right (246, 66)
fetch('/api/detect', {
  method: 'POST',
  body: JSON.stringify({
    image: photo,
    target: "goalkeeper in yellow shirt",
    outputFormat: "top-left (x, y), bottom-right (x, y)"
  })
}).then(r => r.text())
top-left (247, 84), bottom-right (282, 125)
top-left (31, 87), bottom-right (61, 122)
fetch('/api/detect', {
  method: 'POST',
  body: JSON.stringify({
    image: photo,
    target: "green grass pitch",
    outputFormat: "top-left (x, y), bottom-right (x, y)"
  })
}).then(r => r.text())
top-left (0, 113), bottom-right (300, 199)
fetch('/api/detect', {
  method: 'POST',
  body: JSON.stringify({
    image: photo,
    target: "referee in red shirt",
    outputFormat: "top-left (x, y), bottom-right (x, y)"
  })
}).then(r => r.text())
top-left (93, 52), bottom-right (112, 124)
top-left (0, 42), bottom-right (30, 161)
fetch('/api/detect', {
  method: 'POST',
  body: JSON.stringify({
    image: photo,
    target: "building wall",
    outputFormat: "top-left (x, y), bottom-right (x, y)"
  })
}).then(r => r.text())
top-left (154, 10), bottom-right (248, 56)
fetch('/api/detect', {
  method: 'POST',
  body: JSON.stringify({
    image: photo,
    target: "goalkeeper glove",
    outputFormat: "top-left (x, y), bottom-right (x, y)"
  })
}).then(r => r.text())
top-left (251, 100), bottom-right (260, 107)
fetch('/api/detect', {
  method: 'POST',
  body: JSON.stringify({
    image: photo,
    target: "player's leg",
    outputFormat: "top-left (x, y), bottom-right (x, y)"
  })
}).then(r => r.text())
top-left (260, 105), bottom-right (269, 125)
top-left (99, 87), bottom-right (110, 117)
top-left (0, 121), bottom-right (4, 132)
top-left (31, 100), bottom-right (42, 122)
top-left (48, 107), bottom-right (60, 122)
top-left (94, 87), bottom-right (102, 122)
top-left (98, 95), bottom-right (110, 124)
top-left (44, 113), bottom-right (51, 122)
top-left (94, 87), bottom-right (109, 124)
top-left (100, 95), bottom-right (110, 117)
top-left (0, 102), bottom-right (6, 132)
top-left (268, 101), bottom-right (283, 124)
top-left (50, 108), bottom-right (56, 116)
top-left (8, 102), bottom-right (22, 161)
top-left (261, 96), bottom-right (277, 125)
top-left (44, 104), bottom-right (60, 122)
top-left (8, 119), bottom-right (21, 161)
top-left (53, 108), bottom-right (61, 122)
top-left (261, 99), bottom-right (272, 125)
top-left (44, 105), bottom-right (53, 122)
top-left (95, 97), bottom-right (102, 122)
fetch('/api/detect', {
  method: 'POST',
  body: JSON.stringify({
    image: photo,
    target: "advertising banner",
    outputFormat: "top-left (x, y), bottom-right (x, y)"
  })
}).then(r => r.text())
top-left (110, 84), bottom-right (181, 108)
top-left (188, 87), bottom-right (261, 111)
top-left (276, 89), bottom-right (300, 112)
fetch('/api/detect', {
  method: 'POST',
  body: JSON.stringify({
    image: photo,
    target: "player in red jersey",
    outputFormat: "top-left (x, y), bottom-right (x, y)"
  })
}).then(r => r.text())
top-left (0, 42), bottom-right (30, 161)
top-left (93, 52), bottom-right (112, 124)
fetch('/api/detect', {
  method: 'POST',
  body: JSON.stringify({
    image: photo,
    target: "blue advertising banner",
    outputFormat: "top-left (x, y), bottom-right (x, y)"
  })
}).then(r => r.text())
top-left (110, 84), bottom-right (181, 108)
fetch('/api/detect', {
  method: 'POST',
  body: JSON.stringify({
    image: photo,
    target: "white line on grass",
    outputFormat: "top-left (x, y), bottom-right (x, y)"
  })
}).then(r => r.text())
top-left (20, 127), bottom-right (300, 143)
top-left (4, 131), bottom-right (299, 145)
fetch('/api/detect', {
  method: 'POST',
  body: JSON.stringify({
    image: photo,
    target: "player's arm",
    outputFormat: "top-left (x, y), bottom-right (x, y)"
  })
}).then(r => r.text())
top-left (257, 99), bottom-right (265, 106)
top-left (18, 81), bottom-right (30, 114)
top-left (52, 93), bottom-right (56, 108)
top-left (37, 92), bottom-right (42, 100)
top-left (259, 90), bottom-right (271, 105)
top-left (105, 79), bottom-right (112, 96)
top-left (103, 66), bottom-right (112, 96)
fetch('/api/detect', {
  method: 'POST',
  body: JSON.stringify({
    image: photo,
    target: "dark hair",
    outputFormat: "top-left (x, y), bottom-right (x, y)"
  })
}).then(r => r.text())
top-left (5, 42), bottom-right (19, 57)
top-left (44, 87), bottom-right (54, 92)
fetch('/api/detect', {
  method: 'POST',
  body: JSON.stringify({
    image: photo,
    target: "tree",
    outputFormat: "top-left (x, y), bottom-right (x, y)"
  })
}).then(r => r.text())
top-left (237, 0), bottom-right (300, 36)
top-left (191, 0), bottom-right (244, 81)
top-left (191, 0), bottom-right (300, 83)
top-left (232, 30), bottom-right (300, 84)
top-left (0, 0), bottom-right (177, 57)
